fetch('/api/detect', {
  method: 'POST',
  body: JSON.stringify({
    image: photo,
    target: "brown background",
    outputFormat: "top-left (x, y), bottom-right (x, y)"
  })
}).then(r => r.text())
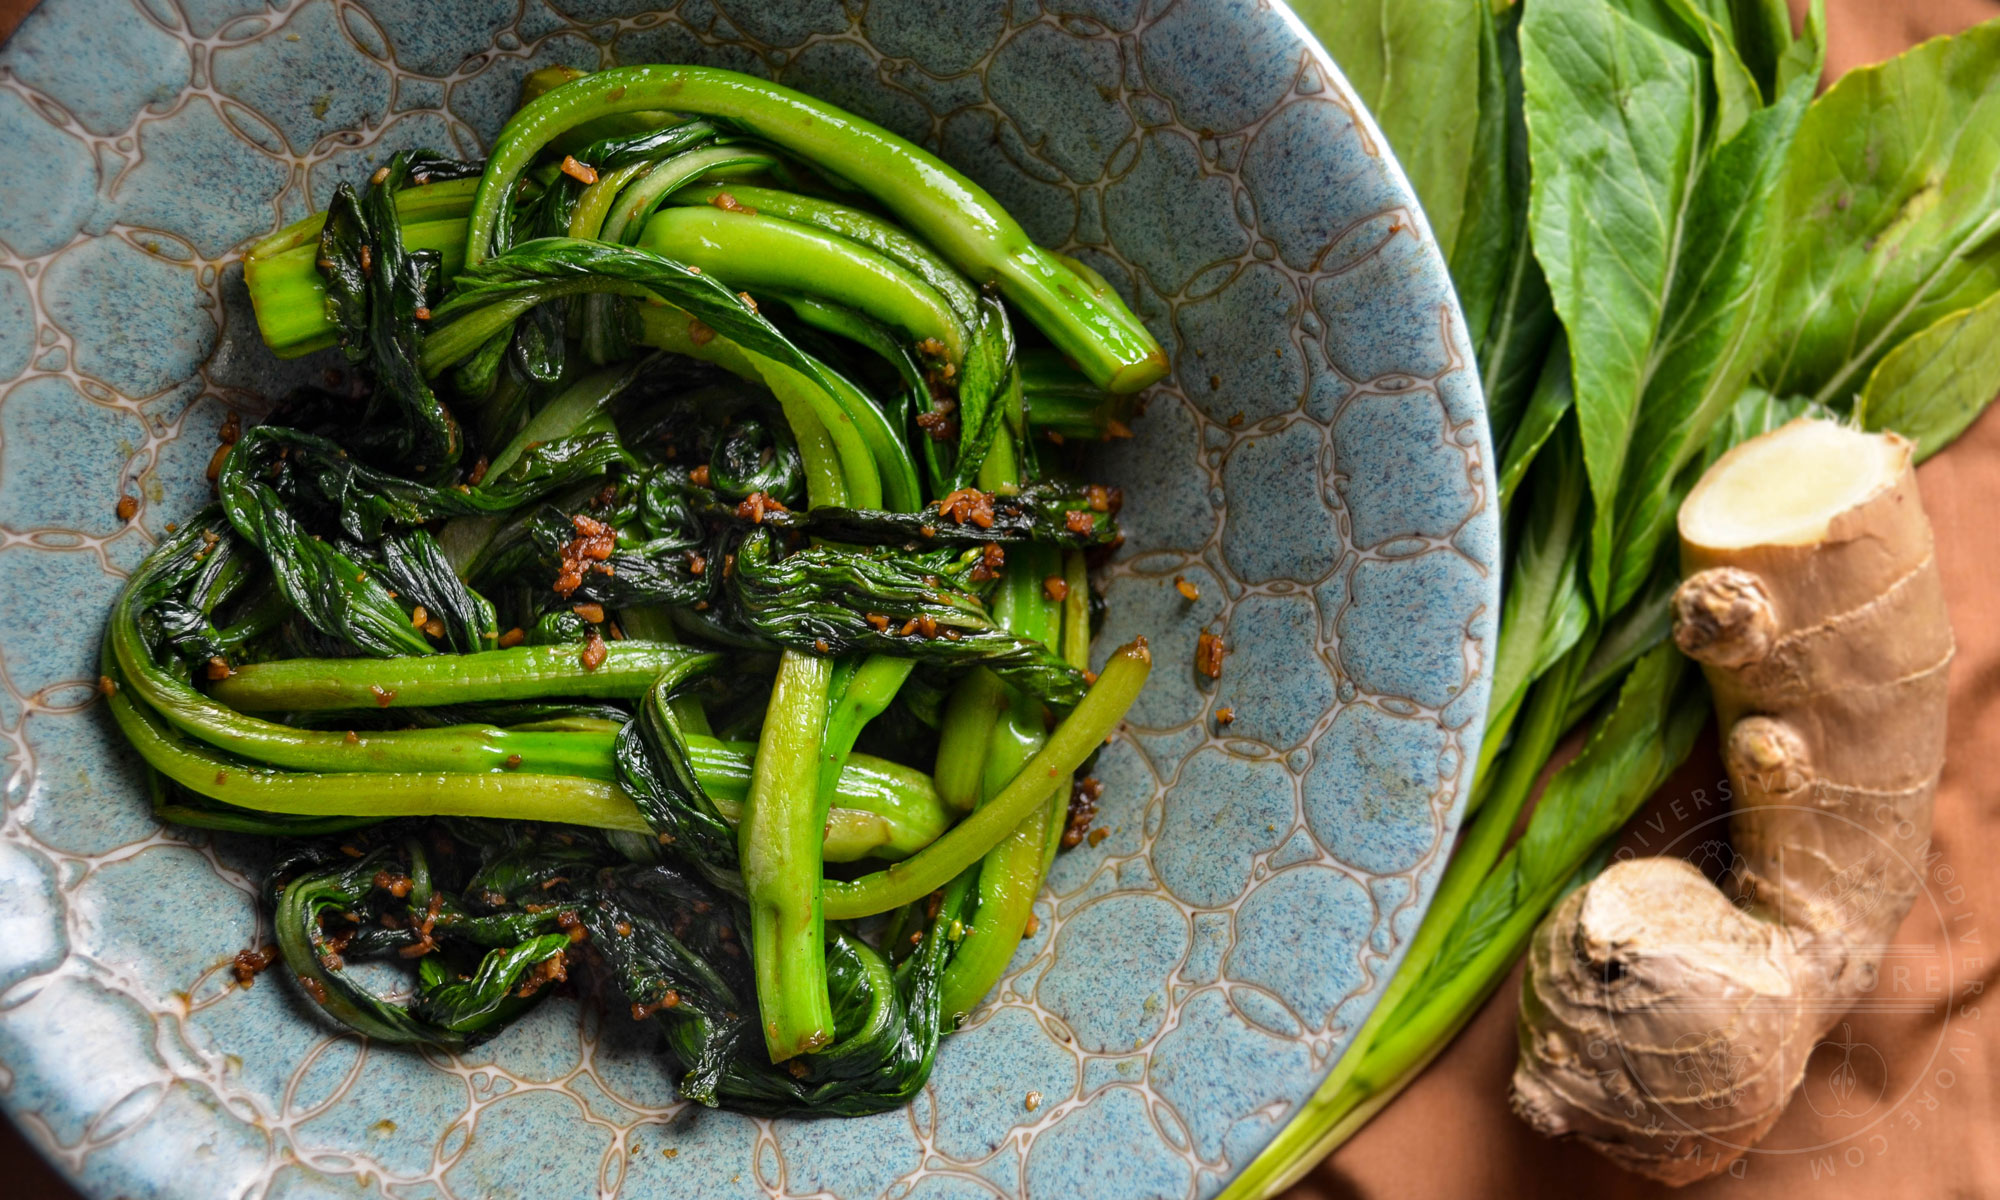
top-left (2, 1), bottom-right (1996, 1197)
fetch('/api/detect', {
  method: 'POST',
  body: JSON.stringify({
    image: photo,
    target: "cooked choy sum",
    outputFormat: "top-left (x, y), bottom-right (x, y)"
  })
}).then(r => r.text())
top-left (111, 64), bottom-right (1156, 1115)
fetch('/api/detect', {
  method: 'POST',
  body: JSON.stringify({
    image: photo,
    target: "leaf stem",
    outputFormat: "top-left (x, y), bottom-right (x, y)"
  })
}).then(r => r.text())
top-left (208, 642), bottom-right (708, 711)
top-left (823, 638), bottom-right (1149, 920)
top-left (466, 65), bottom-right (1165, 392)
top-left (740, 650), bottom-right (837, 1061)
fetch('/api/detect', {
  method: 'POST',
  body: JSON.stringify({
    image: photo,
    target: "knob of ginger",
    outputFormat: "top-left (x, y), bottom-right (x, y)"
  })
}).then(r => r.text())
top-left (1511, 418), bottom-right (1952, 1184)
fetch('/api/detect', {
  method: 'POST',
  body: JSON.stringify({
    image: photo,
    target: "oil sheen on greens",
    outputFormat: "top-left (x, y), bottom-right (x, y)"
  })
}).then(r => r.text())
top-left (1226, 5), bottom-right (2000, 1197)
top-left (104, 64), bottom-right (1165, 1117)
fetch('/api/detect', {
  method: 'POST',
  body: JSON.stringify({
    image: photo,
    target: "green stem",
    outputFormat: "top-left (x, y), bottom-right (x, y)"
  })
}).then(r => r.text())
top-left (740, 650), bottom-right (837, 1061)
top-left (598, 146), bottom-right (781, 246)
top-left (932, 469), bottom-right (1041, 809)
top-left (420, 276), bottom-right (645, 373)
top-left (639, 206), bottom-right (966, 360)
top-left (484, 359), bottom-right (643, 478)
top-left (1040, 550), bottom-right (1093, 877)
top-left (620, 604), bottom-right (712, 736)
top-left (248, 176), bottom-right (481, 261)
top-left (465, 65), bottom-right (1165, 392)
top-left (1060, 551), bottom-right (1091, 669)
top-left (933, 670), bottom-right (1005, 812)
top-left (797, 352), bottom-right (923, 515)
top-left (670, 183), bottom-right (983, 322)
top-left (569, 160), bottom-right (655, 239)
top-left (126, 663), bottom-right (618, 779)
top-left (813, 764), bottom-right (950, 863)
top-left (937, 689), bottom-right (1048, 1018)
top-left (110, 578), bottom-right (615, 777)
top-left (247, 216), bottom-right (468, 359)
top-left (1381, 649), bottom-right (1587, 1020)
top-left (1339, 891), bottom-right (1551, 1105)
top-left (111, 677), bottom-right (650, 830)
top-left (1021, 347), bottom-right (1119, 439)
top-left (729, 238), bottom-right (888, 1060)
top-left (938, 765), bottom-right (1050, 1019)
top-left (975, 409), bottom-right (1021, 494)
top-left (1222, 1025), bottom-right (1464, 1200)
top-left (207, 641), bottom-right (706, 711)
top-left (938, 544), bottom-right (1061, 1016)
top-left (823, 638), bottom-right (1149, 921)
top-left (817, 655), bottom-right (915, 805)
top-left (631, 304), bottom-right (858, 509)
top-left (123, 667), bottom-right (936, 858)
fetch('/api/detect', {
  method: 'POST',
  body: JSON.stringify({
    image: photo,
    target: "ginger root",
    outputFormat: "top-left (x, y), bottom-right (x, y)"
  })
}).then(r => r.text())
top-left (1510, 419), bottom-right (1952, 1184)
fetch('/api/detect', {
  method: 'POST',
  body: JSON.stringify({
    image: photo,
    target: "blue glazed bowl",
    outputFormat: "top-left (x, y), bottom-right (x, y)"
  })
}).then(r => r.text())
top-left (0, 2), bottom-right (1496, 1196)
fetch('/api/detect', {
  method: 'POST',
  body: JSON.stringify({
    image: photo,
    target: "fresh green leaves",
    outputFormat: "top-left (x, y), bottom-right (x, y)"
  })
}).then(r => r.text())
top-left (1457, 1), bottom-right (1560, 451)
top-left (1760, 17), bottom-right (2000, 407)
top-left (1235, 7), bottom-right (2000, 1194)
top-left (1521, 0), bottom-right (1821, 611)
top-left (1484, 417), bottom-right (1590, 773)
top-left (1859, 289), bottom-right (2000, 461)
top-left (1521, 1), bottom-right (1704, 606)
top-left (1600, 9), bottom-right (1823, 609)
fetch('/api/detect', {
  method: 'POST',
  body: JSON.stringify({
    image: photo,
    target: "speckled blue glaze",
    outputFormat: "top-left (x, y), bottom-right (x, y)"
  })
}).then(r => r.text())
top-left (0, 2), bottom-right (1497, 1196)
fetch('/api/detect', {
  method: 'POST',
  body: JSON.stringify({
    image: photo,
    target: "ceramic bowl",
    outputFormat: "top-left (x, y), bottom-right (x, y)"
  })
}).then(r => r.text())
top-left (0, 2), bottom-right (1496, 1196)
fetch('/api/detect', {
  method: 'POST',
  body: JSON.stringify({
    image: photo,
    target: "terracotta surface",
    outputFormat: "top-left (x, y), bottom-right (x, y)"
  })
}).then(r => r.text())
top-left (1, 0), bottom-right (1997, 1197)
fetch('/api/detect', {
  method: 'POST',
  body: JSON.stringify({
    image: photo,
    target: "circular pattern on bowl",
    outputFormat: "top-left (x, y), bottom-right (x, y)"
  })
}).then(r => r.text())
top-left (0, 2), bottom-right (1497, 1197)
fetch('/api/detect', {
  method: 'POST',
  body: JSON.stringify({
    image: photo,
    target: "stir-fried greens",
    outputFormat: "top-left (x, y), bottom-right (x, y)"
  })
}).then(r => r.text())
top-left (105, 64), bottom-right (1160, 1114)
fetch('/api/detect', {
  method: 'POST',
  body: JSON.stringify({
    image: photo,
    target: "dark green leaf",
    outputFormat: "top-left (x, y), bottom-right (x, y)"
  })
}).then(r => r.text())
top-left (807, 481), bottom-right (1121, 547)
top-left (411, 934), bottom-right (572, 1035)
top-left (317, 153), bottom-right (466, 473)
top-left (1496, 332), bottom-right (1574, 504)
top-left (1448, 0), bottom-right (1524, 353)
top-left (217, 460), bottom-right (433, 658)
top-left (430, 239), bottom-right (857, 466)
top-left (1662, 0), bottom-right (1763, 141)
top-left (728, 530), bottom-right (1088, 708)
top-left (1524, 0), bottom-right (1821, 612)
top-left (615, 655), bottom-right (740, 888)
top-left (375, 530), bottom-right (496, 654)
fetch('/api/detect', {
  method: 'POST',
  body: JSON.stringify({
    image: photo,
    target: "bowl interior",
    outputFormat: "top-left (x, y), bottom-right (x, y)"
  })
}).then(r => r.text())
top-left (0, 2), bottom-right (1496, 1197)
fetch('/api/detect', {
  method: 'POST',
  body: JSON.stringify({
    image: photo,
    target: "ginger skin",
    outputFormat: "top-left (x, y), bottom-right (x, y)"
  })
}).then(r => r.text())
top-left (1510, 420), bottom-right (1952, 1184)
